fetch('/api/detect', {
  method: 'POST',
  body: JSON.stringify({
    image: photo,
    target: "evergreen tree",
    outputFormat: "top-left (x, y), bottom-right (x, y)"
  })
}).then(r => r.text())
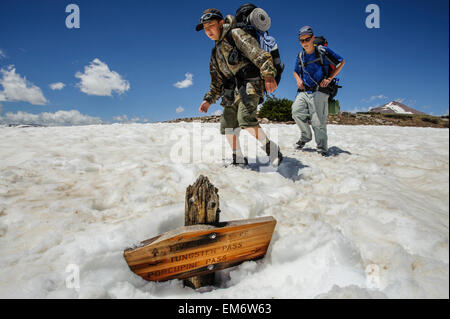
top-left (258, 95), bottom-right (294, 122)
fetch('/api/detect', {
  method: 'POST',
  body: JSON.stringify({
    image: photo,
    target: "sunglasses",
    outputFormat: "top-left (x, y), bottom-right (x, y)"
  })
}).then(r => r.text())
top-left (299, 36), bottom-right (313, 43)
top-left (200, 12), bottom-right (223, 24)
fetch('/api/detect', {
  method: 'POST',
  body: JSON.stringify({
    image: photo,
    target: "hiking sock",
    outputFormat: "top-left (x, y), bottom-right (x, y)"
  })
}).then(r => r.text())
top-left (257, 136), bottom-right (269, 147)
top-left (262, 140), bottom-right (283, 166)
top-left (233, 147), bottom-right (244, 158)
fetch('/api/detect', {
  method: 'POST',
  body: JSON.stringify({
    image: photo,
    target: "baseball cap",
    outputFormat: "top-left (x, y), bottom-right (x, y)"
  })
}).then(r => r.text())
top-left (298, 25), bottom-right (314, 37)
top-left (195, 8), bottom-right (224, 32)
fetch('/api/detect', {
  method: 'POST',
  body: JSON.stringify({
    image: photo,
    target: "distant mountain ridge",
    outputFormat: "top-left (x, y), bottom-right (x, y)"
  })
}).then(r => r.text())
top-left (370, 101), bottom-right (426, 115)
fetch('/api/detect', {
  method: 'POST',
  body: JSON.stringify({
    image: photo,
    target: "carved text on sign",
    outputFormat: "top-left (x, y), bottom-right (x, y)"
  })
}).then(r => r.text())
top-left (124, 217), bottom-right (276, 282)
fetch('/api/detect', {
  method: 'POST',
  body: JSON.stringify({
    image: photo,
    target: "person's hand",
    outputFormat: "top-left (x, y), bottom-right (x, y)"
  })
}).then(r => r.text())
top-left (297, 80), bottom-right (304, 90)
top-left (320, 78), bottom-right (332, 87)
top-left (199, 100), bottom-right (210, 113)
top-left (265, 76), bottom-right (277, 94)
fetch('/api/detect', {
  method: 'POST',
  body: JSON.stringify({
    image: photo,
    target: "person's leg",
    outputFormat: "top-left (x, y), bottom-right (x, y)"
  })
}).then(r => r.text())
top-left (225, 132), bottom-right (240, 151)
top-left (244, 125), bottom-right (268, 145)
top-left (221, 104), bottom-right (246, 164)
top-left (291, 92), bottom-right (313, 145)
top-left (238, 95), bottom-right (283, 165)
top-left (225, 129), bottom-right (246, 164)
top-left (310, 91), bottom-right (329, 154)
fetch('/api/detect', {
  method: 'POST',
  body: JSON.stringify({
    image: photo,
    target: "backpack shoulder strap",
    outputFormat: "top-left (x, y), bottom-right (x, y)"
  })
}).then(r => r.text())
top-left (316, 46), bottom-right (324, 65)
top-left (211, 46), bottom-right (230, 82)
top-left (297, 50), bottom-right (306, 80)
top-left (317, 45), bottom-right (338, 67)
top-left (225, 29), bottom-right (236, 47)
top-left (315, 46), bottom-right (328, 77)
top-left (298, 51), bottom-right (305, 70)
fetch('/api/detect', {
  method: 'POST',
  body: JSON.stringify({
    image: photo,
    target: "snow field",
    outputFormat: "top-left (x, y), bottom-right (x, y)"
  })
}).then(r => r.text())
top-left (0, 123), bottom-right (448, 298)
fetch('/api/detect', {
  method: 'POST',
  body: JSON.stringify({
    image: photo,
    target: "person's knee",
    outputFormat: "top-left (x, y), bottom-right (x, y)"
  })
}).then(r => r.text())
top-left (292, 106), bottom-right (309, 122)
top-left (221, 119), bottom-right (239, 135)
top-left (237, 101), bottom-right (258, 127)
top-left (237, 112), bottom-right (254, 126)
top-left (291, 102), bottom-right (303, 115)
top-left (223, 127), bottom-right (240, 136)
top-left (311, 119), bottom-right (326, 129)
top-left (292, 111), bottom-right (309, 122)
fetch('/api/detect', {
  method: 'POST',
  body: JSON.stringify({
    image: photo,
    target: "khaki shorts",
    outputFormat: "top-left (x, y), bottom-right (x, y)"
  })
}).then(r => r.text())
top-left (220, 95), bottom-right (260, 135)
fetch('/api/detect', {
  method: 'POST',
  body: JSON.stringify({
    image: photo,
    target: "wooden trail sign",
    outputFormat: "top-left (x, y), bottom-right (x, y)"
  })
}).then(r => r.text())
top-left (123, 216), bottom-right (276, 282)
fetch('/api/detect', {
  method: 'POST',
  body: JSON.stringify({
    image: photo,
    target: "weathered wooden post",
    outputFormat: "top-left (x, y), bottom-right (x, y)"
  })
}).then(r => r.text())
top-left (184, 175), bottom-right (220, 289)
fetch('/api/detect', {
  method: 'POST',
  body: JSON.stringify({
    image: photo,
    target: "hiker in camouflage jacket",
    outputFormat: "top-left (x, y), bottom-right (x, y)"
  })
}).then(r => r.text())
top-left (196, 8), bottom-right (283, 166)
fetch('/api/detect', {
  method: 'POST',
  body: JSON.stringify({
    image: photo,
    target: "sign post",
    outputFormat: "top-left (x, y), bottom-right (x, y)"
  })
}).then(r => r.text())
top-left (123, 175), bottom-right (277, 289)
top-left (184, 175), bottom-right (220, 288)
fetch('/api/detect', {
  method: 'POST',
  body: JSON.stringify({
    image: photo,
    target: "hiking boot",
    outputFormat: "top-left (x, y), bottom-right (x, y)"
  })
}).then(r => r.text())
top-left (319, 150), bottom-right (328, 157)
top-left (296, 139), bottom-right (306, 150)
top-left (262, 140), bottom-right (283, 166)
top-left (232, 153), bottom-right (249, 166)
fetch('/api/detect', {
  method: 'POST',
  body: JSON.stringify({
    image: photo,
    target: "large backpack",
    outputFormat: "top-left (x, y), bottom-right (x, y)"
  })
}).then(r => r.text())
top-left (227, 3), bottom-right (284, 86)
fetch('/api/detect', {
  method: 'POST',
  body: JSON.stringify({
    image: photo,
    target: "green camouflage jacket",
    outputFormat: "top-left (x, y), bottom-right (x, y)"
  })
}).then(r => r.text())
top-left (203, 22), bottom-right (277, 106)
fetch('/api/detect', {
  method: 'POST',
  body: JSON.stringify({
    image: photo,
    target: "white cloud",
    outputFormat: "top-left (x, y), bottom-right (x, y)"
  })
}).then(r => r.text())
top-left (0, 103), bottom-right (2, 115)
top-left (0, 66), bottom-right (48, 105)
top-left (113, 114), bottom-right (128, 122)
top-left (174, 73), bottom-right (193, 89)
top-left (361, 95), bottom-right (388, 103)
top-left (50, 82), bottom-right (66, 90)
top-left (0, 49), bottom-right (6, 59)
top-left (0, 109), bottom-right (102, 126)
top-left (112, 114), bottom-right (148, 123)
top-left (75, 58), bottom-right (130, 96)
top-left (176, 106), bottom-right (184, 113)
top-left (347, 106), bottom-right (369, 113)
top-left (213, 109), bottom-right (222, 116)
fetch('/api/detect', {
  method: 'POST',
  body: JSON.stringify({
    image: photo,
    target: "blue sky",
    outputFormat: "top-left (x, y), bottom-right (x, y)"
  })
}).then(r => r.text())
top-left (0, 0), bottom-right (448, 124)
